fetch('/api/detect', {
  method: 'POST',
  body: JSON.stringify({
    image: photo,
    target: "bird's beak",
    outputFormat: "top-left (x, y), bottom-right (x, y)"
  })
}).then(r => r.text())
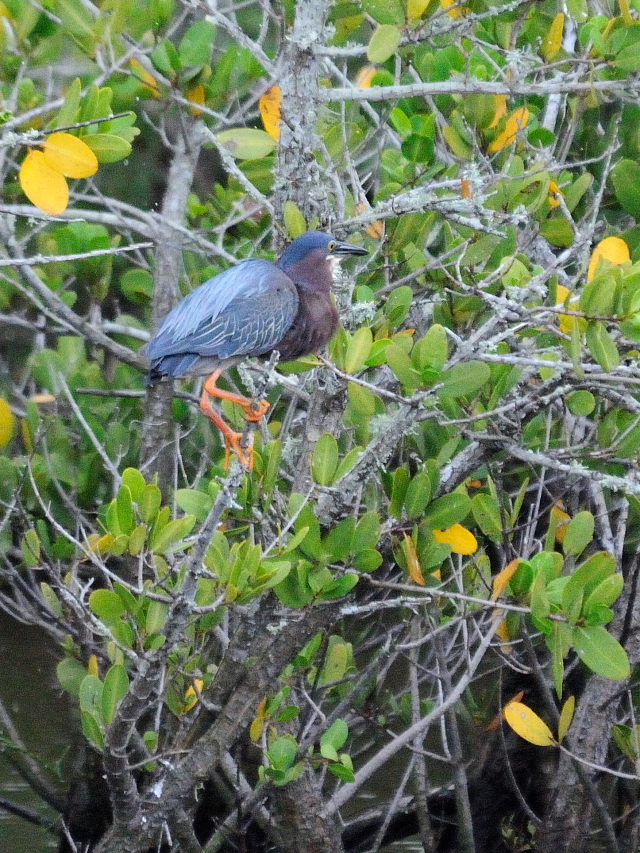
top-left (329, 239), bottom-right (368, 257)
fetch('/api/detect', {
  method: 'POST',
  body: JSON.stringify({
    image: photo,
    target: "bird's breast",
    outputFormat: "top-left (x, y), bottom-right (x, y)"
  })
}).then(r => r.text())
top-left (275, 290), bottom-right (339, 361)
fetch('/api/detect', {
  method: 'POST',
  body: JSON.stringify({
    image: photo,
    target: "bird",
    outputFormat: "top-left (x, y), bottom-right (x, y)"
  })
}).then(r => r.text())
top-left (144, 231), bottom-right (368, 468)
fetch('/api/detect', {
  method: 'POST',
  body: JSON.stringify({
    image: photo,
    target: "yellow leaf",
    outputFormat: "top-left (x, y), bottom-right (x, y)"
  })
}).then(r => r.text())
top-left (403, 533), bottom-right (425, 585)
top-left (491, 558), bottom-right (520, 601)
top-left (184, 678), bottom-right (204, 713)
top-left (259, 85), bottom-right (282, 141)
top-left (542, 13), bottom-right (564, 60)
top-left (407, 0), bottom-right (430, 19)
top-left (487, 691), bottom-right (523, 730)
top-left (355, 65), bottom-right (377, 88)
top-left (432, 523), bottom-right (478, 555)
top-left (504, 701), bottom-right (555, 746)
top-left (558, 695), bottom-right (575, 742)
top-left (43, 132), bottom-right (98, 179)
top-left (19, 149), bottom-right (69, 215)
top-left (0, 398), bottom-right (14, 448)
top-left (587, 236), bottom-right (630, 282)
top-left (487, 94), bottom-right (508, 129)
top-left (187, 84), bottom-right (205, 116)
top-left (620, 0), bottom-right (633, 25)
top-left (488, 107), bottom-right (530, 153)
top-left (250, 697), bottom-right (268, 742)
top-left (549, 503), bottom-right (571, 543)
top-left (440, 0), bottom-right (467, 18)
top-left (20, 418), bottom-right (33, 454)
top-left (87, 655), bottom-right (99, 677)
top-left (495, 616), bottom-right (512, 647)
top-left (548, 179), bottom-right (562, 208)
top-left (555, 285), bottom-right (579, 336)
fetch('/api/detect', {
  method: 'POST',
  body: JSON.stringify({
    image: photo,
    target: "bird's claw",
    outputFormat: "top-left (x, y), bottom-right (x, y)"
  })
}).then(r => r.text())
top-left (224, 430), bottom-right (254, 470)
top-left (245, 398), bottom-right (269, 423)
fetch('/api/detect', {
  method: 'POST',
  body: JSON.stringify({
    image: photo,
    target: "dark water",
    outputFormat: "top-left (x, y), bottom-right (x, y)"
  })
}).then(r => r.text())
top-left (0, 611), bottom-right (73, 851)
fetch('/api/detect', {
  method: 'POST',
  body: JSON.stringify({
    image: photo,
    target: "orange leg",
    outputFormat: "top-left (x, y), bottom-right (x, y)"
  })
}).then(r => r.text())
top-left (199, 369), bottom-right (270, 469)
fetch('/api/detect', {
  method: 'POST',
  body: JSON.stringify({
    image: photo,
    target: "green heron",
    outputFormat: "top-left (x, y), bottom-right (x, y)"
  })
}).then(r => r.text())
top-left (145, 231), bottom-right (367, 467)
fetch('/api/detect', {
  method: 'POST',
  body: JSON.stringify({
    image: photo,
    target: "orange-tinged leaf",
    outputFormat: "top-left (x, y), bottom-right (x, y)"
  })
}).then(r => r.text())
top-left (356, 65), bottom-right (377, 88)
top-left (403, 533), bottom-right (425, 585)
top-left (29, 393), bottom-right (56, 405)
top-left (187, 84), bottom-right (205, 115)
top-left (356, 201), bottom-right (384, 239)
top-left (0, 398), bottom-right (14, 448)
top-left (550, 503), bottom-right (571, 543)
top-left (184, 678), bottom-right (204, 712)
top-left (432, 524), bottom-right (478, 555)
top-left (259, 85), bottom-right (281, 141)
top-left (130, 57), bottom-right (161, 96)
top-left (43, 132), bottom-right (98, 179)
top-left (487, 94), bottom-right (508, 129)
top-left (558, 695), bottom-right (575, 742)
top-left (542, 13), bottom-right (564, 60)
top-left (461, 178), bottom-right (472, 199)
top-left (488, 107), bottom-right (530, 153)
top-left (504, 701), bottom-right (555, 746)
top-left (491, 558), bottom-right (520, 601)
top-left (87, 655), bottom-right (99, 677)
top-left (19, 149), bottom-right (69, 215)
top-left (587, 236), bottom-right (630, 281)
top-left (487, 690), bottom-right (523, 730)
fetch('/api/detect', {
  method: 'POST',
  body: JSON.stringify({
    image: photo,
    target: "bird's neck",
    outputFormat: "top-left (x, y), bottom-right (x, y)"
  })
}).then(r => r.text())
top-left (283, 257), bottom-right (334, 293)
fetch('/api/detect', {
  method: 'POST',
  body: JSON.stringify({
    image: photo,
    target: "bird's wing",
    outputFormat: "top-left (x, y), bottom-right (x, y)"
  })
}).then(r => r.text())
top-left (146, 260), bottom-right (299, 360)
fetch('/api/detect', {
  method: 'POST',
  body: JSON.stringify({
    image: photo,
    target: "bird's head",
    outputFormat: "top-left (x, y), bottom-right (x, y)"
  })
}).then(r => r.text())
top-left (278, 231), bottom-right (367, 291)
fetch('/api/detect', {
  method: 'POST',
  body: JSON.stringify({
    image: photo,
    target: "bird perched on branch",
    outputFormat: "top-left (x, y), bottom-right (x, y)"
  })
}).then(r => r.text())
top-left (145, 231), bottom-right (367, 468)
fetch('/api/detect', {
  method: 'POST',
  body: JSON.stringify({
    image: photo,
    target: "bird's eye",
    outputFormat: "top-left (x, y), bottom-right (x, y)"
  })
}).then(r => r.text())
top-left (328, 241), bottom-right (335, 251)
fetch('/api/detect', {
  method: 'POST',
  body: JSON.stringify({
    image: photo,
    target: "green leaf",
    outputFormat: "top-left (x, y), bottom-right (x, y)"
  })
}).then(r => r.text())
top-left (353, 549), bottom-right (383, 571)
top-left (79, 674), bottom-right (103, 715)
top-left (138, 484), bottom-right (162, 524)
top-left (320, 719), bottom-right (349, 760)
top-left (174, 488), bottom-right (213, 521)
top-left (81, 710), bottom-right (105, 749)
top-left (612, 159), bottom-right (640, 218)
top-left (89, 589), bottom-right (126, 622)
top-left (53, 77), bottom-right (82, 128)
top-left (413, 323), bottom-right (448, 372)
top-left (540, 217), bottom-right (574, 247)
top-left (471, 493), bottom-right (503, 543)
top-left (585, 321), bottom-right (620, 371)
top-left (565, 390), bottom-right (595, 416)
top-left (311, 434), bottom-right (339, 485)
top-left (57, 657), bottom-right (87, 697)
top-left (361, 0), bottom-right (405, 24)
top-left (438, 361), bottom-right (490, 400)
top-left (344, 327), bottom-right (373, 374)
top-left (54, 0), bottom-right (93, 40)
top-left (550, 621), bottom-right (573, 697)
top-left (367, 25), bottom-right (402, 63)
top-left (385, 343), bottom-right (422, 391)
top-left (149, 515), bottom-right (196, 553)
top-left (101, 664), bottom-right (129, 725)
top-left (583, 573), bottom-right (624, 620)
top-left (562, 510), bottom-right (595, 557)
top-left (283, 202), bottom-right (307, 238)
top-left (122, 468), bottom-right (146, 502)
top-left (404, 470), bottom-right (432, 520)
top-left (145, 600), bottom-right (169, 635)
top-left (217, 128), bottom-right (276, 160)
top-left (268, 734), bottom-right (298, 770)
top-left (21, 529), bottom-right (40, 567)
top-left (117, 486), bottom-right (136, 536)
top-left (423, 493), bottom-right (471, 530)
top-left (82, 134), bottom-right (132, 164)
top-left (573, 625), bottom-right (630, 680)
top-left (352, 511), bottom-right (382, 553)
top-left (178, 20), bottom-right (216, 67)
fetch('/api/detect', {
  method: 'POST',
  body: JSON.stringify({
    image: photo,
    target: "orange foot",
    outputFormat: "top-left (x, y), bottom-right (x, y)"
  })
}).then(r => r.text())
top-left (199, 369), bottom-right (270, 469)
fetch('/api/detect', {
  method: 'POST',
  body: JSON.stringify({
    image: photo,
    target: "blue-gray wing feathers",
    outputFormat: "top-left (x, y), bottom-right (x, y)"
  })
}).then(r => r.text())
top-left (145, 259), bottom-right (299, 379)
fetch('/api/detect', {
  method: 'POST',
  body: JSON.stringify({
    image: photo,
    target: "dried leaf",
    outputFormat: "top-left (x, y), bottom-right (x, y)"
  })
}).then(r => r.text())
top-left (403, 533), bottom-right (425, 585)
